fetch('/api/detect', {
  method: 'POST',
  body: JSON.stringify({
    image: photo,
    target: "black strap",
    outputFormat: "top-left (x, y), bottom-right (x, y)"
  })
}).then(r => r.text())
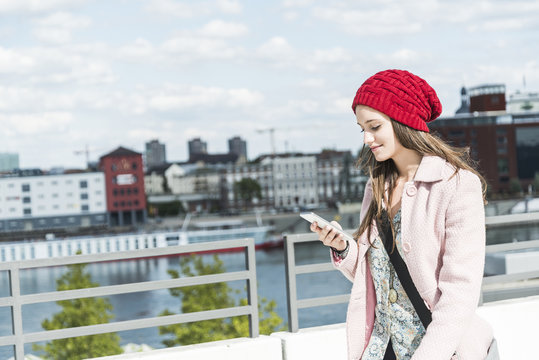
top-left (376, 210), bottom-right (432, 329)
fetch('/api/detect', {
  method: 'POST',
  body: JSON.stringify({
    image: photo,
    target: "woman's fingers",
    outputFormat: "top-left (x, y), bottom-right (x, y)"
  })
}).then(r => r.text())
top-left (310, 221), bottom-right (346, 250)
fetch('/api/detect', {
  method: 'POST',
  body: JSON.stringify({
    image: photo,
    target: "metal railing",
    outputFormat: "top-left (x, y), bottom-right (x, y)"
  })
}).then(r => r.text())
top-left (0, 238), bottom-right (259, 360)
top-left (285, 212), bottom-right (539, 332)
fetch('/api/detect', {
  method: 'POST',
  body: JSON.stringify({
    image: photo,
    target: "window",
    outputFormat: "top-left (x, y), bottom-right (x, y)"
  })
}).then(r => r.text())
top-left (22, 184), bottom-right (30, 192)
top-left (23, 197), bottom-right (31, 203)
top-left (113, 189), bottom-right (118, 196)
top-left (81, 205), bottom-right (89, 211)
top-left (52, 193), bottom-right (59, 198)
top-left (80, 180), bottom-right (88, 188)
top-left (80, 193), bottom-right (88, 200)
top-left (132, 162), bottom-right (138, 170)
top-left (23, 208), bottom-right (31, 215)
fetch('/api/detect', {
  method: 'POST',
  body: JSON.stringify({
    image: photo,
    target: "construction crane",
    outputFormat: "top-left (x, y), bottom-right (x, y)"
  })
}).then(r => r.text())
top-left (73, 145), bottom-right (106, 169)
top-left (256, 128), bottom-right (276, 155)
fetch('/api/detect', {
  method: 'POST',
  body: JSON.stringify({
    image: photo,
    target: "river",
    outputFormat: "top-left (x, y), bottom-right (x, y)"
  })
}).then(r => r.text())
top-left (1, 221), bottom-right (538, 359)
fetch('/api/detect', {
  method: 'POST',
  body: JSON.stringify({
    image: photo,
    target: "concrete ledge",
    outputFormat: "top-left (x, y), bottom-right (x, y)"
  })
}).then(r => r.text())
top-left (90, 336), bottom-right (283, 360)
top-left (477, 294), bottom-right (539, 359)
top-left (271, 323), bottom-right (347, 360)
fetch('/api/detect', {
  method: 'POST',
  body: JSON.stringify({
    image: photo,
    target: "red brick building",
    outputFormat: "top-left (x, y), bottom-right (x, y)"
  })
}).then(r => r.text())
top-left (99, 147), bottom-right (146, 226)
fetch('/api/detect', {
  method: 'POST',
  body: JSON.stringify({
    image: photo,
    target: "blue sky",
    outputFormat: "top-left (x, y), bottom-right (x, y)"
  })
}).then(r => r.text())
top-left (1, 0), bottom-right (538, 169)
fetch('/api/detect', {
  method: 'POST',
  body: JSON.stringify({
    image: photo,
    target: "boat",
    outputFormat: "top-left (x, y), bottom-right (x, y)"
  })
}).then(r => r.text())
top-left (0, 215), bottom-right (277, 262)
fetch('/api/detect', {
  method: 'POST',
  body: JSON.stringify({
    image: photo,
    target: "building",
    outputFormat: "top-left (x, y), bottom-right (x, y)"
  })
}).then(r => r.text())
top-left (99, 146), bottom-right (147, 226)
top-left (188, 138), bottom-right (207, 160)
top-left (0, 171), bottom-right (107, 232)
top-left (316, 150), bottom-right (366, 206)
top-left (430, 86), bottom-right (539, 193)
top-left (228, 136), bottom-right (247, 160)
top-left (261, 155), bottom-right (319, 209)
top-left (0, 153), bottom-right (19, 172)
top-left (508, 91), bottom-right (539, 113)
top-left (468, 84), bottom-right (506, 112)
top-left (145, 139), bottom-right (167, 169)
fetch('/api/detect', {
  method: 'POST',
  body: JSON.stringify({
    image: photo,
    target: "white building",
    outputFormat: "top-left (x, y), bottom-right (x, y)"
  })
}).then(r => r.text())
top-left (0, 153), bottom-right (19, 172)
top-left (262, 155), bottom-right (318, 209)
top-left (508, 90), bottom-right (539, 113)
top-left (0, 172), bottom-right (107, 232)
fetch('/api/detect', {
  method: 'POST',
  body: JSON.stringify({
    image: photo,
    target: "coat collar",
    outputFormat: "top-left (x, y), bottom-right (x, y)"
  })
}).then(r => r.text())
top-left (413, 155), bottom-right (447, 183)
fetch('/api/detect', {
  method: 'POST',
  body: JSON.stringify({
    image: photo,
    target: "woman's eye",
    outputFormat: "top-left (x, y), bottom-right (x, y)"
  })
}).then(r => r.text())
top-left (371, 125), bottom-right (381, 131)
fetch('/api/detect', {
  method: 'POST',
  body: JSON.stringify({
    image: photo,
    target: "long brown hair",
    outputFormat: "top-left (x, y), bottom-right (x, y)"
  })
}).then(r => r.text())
top-left (353, 119), bottom-right (487, 248)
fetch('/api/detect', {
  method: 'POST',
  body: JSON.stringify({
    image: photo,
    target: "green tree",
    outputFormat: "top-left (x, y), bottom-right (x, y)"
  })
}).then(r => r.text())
top-left (234, 178), bottom-right (262, 207)
top-left (533, 172), bottom-right (539, 195)
top-left (33, 258), bottom-right (123, 360)
top-left (509, 177), bottom-right (522, 195)
top-left (159, 254), bottom-right (286, 346)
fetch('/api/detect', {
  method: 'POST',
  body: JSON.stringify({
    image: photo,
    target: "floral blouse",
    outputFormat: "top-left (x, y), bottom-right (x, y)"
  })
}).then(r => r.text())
top-left (362, 209), bottom-right (426, 360)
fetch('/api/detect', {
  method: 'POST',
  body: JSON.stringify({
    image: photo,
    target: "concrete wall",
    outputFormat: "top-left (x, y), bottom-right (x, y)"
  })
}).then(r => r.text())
top-left (90, 336), bottom-right (283, 360)
top-left (89, 295), bottom-right (539, 360)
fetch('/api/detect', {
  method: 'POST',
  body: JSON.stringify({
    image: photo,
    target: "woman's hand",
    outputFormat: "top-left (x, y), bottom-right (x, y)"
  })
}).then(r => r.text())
top-left (310, 221), bottom-right (347, 251)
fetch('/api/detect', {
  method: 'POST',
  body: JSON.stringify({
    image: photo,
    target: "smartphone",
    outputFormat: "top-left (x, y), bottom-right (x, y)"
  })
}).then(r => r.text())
top-left (300, 212), bottom-right (354, 242)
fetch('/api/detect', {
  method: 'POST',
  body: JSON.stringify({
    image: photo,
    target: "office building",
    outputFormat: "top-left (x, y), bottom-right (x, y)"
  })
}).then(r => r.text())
top-left (0, 153), bottom-right (19, 172)
top-left (0, 171), bottom-right (107, 232)
top-left (228, 136), bottom-right (247, 159)
top-left (145, 139), bottom-right (167, 168)
top-left (99, 146), bottom-right (147, 226)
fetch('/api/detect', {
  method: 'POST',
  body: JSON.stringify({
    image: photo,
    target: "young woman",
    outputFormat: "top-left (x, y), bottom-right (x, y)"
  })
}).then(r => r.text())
top-left (311, 70), bottom-right (496, 360)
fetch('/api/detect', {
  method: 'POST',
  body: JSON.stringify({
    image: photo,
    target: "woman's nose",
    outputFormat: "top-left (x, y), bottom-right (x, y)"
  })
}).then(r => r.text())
top-left (363, 131), bottom-right (374, 145)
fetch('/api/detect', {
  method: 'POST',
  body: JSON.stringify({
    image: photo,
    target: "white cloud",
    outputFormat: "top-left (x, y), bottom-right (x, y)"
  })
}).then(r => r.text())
top-left (199, 20), bottom-right (248, 38)
top-left (301, 78), bottom-right (325, 88)
top-left (0, 111), bottom-right (72, 135)
top-left (33, 12), bottom-right (92, 44)
top-left (256, 37), bottom-right (297, 67)
top-left (0, 47), bottom-right (36, 73)
top-left (146, 0), bottom-right (242, 18)
top-left (216, 0), bottom-right (242, 14)
top-left (149, 85), bottom-right (264, 111)
top-left (117, 38), bottom-right (156, 60)
top-left (35, 11), bottom-right (91, 28)
top-left (0, 0), bottom-right (87, 13)
top-left (162, 35), bottom-right (243, 62)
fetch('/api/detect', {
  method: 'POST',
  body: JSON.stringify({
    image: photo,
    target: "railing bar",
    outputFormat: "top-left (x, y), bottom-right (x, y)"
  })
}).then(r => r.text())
top-left (0, 297), bottom-right (14, 307)
top-left (24, 306), bottom-right (252, 343)
top-left (284, 236), bottom-right (299, 333)
top-left (10, 268), bottom-right (24, 360)
top-left (297, 294), bottom-right (350, 309)
top-left (0, 335), bottom-right (16, 347)
top-left (19, 271), bottom-right (250, 305)
top-left (485, 239), bottom-right (539, 253)
top-left (296, 262), bottom-right (334, 274)
top-left (485, 212), bottom-right (539, 227)
top-left (244, 240), bottom-right (259, 338)
top-left (482, 270), bottom-right (539, 285)
top-left (0, 238), bottom-right (252, 271)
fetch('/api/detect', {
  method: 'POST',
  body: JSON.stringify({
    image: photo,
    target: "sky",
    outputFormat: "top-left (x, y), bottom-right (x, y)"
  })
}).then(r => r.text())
top-left (0, 0), bottom-right (538, 169)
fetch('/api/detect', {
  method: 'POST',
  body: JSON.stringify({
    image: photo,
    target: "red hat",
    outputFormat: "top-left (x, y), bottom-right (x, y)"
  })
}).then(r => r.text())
top-left (351, 69), bottom-right (442, 132)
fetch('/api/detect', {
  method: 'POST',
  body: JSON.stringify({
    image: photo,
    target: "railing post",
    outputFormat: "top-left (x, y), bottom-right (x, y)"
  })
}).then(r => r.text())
top-left (284, 235), bottom-right (299, 332)
top-left (9, 267), bottom-right (24, 360)
top-left (245, 238), bottom-right (259, 337)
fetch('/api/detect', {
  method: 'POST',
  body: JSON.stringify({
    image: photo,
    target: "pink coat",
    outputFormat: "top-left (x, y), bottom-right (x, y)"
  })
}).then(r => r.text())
top-left (333, 155), bottom-right (493, 360)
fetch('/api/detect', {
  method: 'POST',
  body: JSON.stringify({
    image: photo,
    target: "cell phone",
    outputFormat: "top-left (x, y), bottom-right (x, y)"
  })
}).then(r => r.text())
top-left (300, 212), bottom-right (354, 242)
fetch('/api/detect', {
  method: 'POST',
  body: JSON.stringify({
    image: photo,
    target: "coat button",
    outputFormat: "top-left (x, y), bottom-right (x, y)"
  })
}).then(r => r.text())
top-left (406, 185), bottom-right (417, 196)
top-left (403, 242), bottom-right (411, 252)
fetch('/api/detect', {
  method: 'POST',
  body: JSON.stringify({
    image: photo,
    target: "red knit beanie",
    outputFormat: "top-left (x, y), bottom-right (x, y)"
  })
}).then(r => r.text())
top-left (351, 69), bottom-right (442, 132)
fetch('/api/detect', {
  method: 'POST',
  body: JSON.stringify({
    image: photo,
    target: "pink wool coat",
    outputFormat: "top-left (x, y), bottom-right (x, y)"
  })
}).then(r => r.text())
top-left (333, 156), bottom-right (493, 360)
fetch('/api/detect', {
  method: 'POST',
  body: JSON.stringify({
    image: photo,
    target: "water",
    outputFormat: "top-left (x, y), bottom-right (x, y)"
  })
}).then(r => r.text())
top-left (1, 222), bottom-right (538, 359)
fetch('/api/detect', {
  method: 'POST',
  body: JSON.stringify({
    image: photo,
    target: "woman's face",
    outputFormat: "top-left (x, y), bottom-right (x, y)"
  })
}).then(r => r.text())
top-left (355, 105), bottom-right (404, 162)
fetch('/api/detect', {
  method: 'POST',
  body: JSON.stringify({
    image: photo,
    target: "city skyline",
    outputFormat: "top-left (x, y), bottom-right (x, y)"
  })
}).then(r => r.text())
top-left (1, 0), bottom-right (538, 169)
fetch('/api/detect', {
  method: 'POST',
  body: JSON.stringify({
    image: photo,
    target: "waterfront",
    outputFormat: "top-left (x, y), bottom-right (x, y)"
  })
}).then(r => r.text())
top-left (1, 221), bottom-right (538, 358)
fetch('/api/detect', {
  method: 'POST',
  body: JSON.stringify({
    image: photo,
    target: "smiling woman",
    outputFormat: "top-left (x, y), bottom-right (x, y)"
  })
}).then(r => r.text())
top-left (311, 69), bottom-right (499, 360)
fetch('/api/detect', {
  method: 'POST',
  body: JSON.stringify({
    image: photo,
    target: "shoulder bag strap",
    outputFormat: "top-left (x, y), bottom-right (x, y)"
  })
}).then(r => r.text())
top-left (376, 210), bottom-right (432, 329)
